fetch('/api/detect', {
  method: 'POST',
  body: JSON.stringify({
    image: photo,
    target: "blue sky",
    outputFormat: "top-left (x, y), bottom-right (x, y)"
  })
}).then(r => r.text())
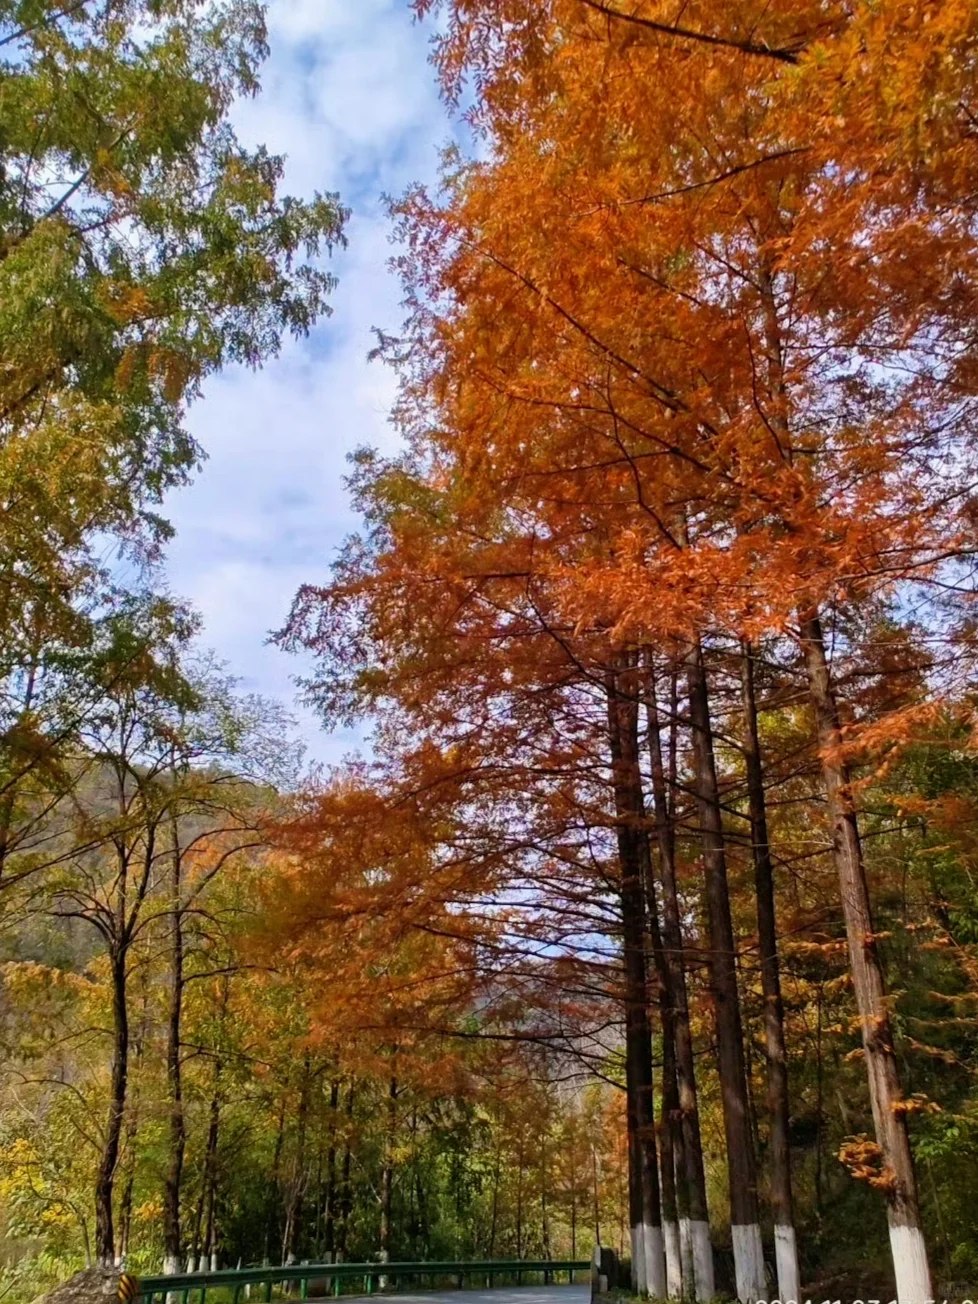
top-left (163, 0), bottom-right (456, 765)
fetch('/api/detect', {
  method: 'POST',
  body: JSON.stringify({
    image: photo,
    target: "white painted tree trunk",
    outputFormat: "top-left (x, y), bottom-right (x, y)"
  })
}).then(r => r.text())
top-left (731, 1223), bottom-right (765, 1304)
top-left (774, 1225), bottom-right (801, 1304)
top-left (644, 1223), bottom-right (666, 1299)
top-left (689, 1220), bottom-right (714, 1302)
top-left (663, 1220), bottom-right (682, 1299)
top-left (631, 1224), bottom-right (648, 1295)
top-left (678, 1220), bottom-right (694, 1299)
top-left (163, 1253), bottom-right (183, 1304)
top-left (889, 1223), bottom-right (932, 1304)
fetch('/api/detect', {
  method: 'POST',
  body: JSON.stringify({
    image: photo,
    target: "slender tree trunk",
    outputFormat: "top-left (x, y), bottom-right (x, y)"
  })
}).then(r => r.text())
top-left (489, 1136), bottom-right (501, 1257)
top-left (201, 1078), bottom-right (221, 1271)
top-left (265, 1100), bottom-right (286, 1265)
top-left (516, 1133), bottom-right (525, 1260)
top-left (283, 1057), bottom-right (312, 1266)
top-left (685, 640), bottom-right (764, 1303)
top-left (117, 1167), bottom-right (135, 1265)
top-left (645, 656), bottom-right (714, 1301)
top-left (627, 1110), bottom-right (645, 1295)
top-left (118, 1035), bottom-right (143, 1269)
top-left (606, 657), bottom-right (666, 1298)
top-left (95, 952), bottom-right (128, 1265)
top-left (657, 1002), bottom-right (684, 1299)
top-left (740, 641), bottom-right (800, 1302)
top-left (541, 1135), bottom-right (551, 1262)
top-left (163, 837), bottom-right (186, 1275)
top-left (379, 1074), bottom-right (397, 1283)
top-left (336, 1082), bottom-right (355, 1262)
top-left (643, 845), bottom-right (682, 1300)
top-left (189, 1180), bottom-right (206, 1272)
top-left (570, 1144), bottom-right (578, 1261)
top-left (815, 985), bottom-right (824, 1220)
top-left (799, 611), bottom-right (931, 1304)
top-left (324, 1080), bottom-right (340, 1259)
top-left (591, 1140), bottom-right (601, 1248)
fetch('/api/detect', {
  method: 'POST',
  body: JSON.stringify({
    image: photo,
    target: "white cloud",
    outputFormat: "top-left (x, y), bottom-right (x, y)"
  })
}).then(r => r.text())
top-left (163, 0), bottom-right (453, 762)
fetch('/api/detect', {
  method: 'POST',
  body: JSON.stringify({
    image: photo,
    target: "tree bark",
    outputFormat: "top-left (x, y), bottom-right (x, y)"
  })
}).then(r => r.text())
top-left (606, 656), bottom-right (666, 1298)
top-left (379, 1073), bottom-right (397, 1283)
top-left (200, 1076), bottom-right (221, 1271)
top-left (282, 1056), bottom-right (312, 1265)
top-left (685, 640), bottom-right (764, 1303)
top-left (799, 610), bottom-right (931, 1304)
top-left (645, 655), bottom-right (714, 1301)
top-left (323, 1079), bottom-right (340, 1258)
top-left (740, 641), bottom-right (799, 1302)
top-left (95, 952), bottom-right (128, 1265)
top-left (163, 827), bottom-right (186, 1275)
top-left (336, 1082), bottom-right (355, 1262)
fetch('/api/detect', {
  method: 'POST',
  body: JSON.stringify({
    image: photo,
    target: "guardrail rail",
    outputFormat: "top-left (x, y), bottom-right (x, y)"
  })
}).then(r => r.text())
top-left (134, 1257), bottom-right (591, 1303)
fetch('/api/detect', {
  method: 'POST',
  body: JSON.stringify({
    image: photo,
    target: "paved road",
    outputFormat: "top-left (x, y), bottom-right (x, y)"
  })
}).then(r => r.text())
top-left (341, 1287), bottom-right (589, 1304)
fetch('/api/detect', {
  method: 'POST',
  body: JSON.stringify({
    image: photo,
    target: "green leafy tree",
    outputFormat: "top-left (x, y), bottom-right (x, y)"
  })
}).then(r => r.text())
top-left (0, 0), bottom-right (345, 812)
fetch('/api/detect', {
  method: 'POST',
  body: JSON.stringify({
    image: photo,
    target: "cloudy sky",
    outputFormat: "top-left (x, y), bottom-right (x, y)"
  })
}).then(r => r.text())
top-left (164, 0), bottom-right (456, 764)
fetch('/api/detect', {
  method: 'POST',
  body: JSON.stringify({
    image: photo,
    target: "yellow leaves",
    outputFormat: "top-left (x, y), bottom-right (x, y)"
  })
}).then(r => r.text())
top-left (102, 283), bottom-right (153, 325)
top-left (114, 340), bottom-right (196, 402)
top-left (133, 1198), bottom-right (164, 1224)
top-left (891, 1092), bottom-right (942, 1116)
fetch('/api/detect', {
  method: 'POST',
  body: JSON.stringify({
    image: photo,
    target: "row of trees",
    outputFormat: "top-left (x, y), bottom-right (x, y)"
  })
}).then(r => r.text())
top-left (0, 2), bottom-right (620, 1298)
top-left (271, 3), bottom-right (978, 1303)
top-left (6, 3), bottom-right (978, 1303)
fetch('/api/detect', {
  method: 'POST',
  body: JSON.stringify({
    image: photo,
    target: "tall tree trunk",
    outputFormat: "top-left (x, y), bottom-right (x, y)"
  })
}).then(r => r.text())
top-left (283, 1057), bottom-right (312, 1266)
top-left (643, 838), bottom-right (683, 1300)
top-left (657, 999), bottom-right (684, 1299)
top-left (685, 640), bottom-right (763, 1303)
top-left (379, 1074), bottom-right (397, 1283)
top-left (336, 1082), bottom-right (355, 1262)
top-left (740, 641), bottom-right (799, 1303)
top-left (606, 656), bottom-right (666, 1298)
top-left (591, 1139), bottom-right (601, 1248)
top-left (570, 1140), bottom-right (578, 1261)
top-left (117, 1167), bottom-right (135, 1265)
top-left (541, 1135), bottom-right (551, 1261)
top-left (627, 1110), bottom-right (646, 1295)
top-left (163, 832), bottom-right (186, 1275)
top-left (489, 1136), bottom-right (501, 1257)
top-left (95, 952), bottom-right (128, 1265)
top-left (324, 1079), bottom-right (340, 1259)
top-left (266, 1100), bottom-right (286, 1265)
top-left (516, 1133), bottom-right (525, 1260)
top-left (799, 610), bottom-right (931, 1304)
top-left (645, 656), bottom-right (714, 1301)
top-left (201, 1076), bottom-right (221, 1271)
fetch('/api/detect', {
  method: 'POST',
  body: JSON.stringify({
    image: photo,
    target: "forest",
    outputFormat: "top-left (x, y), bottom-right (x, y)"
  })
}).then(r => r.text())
top-left (2, 2), bottom-right (978, 1304)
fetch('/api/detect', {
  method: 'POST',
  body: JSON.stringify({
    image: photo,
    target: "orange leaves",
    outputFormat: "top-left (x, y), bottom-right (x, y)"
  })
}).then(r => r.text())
top-left (891, 1092), bottom-right (943, 1116)
top-left (838, 1134), bottom-right (898, 1192)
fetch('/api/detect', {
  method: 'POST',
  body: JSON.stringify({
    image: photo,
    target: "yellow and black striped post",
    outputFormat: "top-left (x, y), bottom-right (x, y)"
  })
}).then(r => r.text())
top-left (117, 1273), bottom-right (140, 1304)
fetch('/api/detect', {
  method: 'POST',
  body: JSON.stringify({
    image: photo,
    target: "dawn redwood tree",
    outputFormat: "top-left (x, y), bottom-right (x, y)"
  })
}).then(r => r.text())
top-left (381, 3), bottom-right (978, 1294)
top-left (644, 660), bottom-right (713, 1301)
top-left (739, 642), bottom-right (799, 1303)
top-left (604, 654), bottom-right (666, 1298)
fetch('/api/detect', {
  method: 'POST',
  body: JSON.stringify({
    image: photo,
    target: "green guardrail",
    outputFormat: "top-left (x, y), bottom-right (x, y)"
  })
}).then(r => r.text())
top-left (134, 1258), bottom-right (591, 1304)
